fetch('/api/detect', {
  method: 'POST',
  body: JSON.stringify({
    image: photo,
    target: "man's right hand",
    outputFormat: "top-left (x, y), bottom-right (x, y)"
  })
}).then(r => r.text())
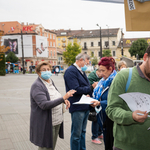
top-left (132, 110), bottom-right (148, 123)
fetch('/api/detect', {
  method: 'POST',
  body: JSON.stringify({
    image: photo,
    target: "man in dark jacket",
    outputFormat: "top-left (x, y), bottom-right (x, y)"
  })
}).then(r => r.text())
top-left (64, 53), bottom-right (98, 150)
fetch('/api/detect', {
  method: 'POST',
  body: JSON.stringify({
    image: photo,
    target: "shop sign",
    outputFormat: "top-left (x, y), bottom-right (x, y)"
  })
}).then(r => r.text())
top-left (23, 26), bottom-right (33, 32)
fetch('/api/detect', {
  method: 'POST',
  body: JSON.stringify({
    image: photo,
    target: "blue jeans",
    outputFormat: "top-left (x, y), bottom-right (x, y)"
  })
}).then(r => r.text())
top-left (71, 110), bottom-right (89, 150)
top-left (91, 121), bottom-right (102, 140)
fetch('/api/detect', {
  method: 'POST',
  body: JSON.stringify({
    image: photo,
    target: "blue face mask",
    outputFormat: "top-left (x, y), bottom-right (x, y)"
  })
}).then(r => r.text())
top-left (41, 71), bottom-right (52, 80)
top-left (81, 65), bottom-right (88, 71)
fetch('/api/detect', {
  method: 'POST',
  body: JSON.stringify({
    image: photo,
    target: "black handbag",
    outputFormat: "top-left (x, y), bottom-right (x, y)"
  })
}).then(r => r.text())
top-left (88, 109), bottom-right (97, 122)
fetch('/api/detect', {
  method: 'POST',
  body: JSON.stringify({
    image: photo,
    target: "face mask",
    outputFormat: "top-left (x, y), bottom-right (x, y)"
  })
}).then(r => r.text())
top-left (41, 71), bottom-right (52, 80)
top-left (81, 65), bottom-right (88, 71)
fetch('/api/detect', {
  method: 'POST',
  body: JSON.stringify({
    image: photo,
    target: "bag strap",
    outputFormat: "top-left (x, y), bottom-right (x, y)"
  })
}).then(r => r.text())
top-left (125, 68), bottom-right (132, 92)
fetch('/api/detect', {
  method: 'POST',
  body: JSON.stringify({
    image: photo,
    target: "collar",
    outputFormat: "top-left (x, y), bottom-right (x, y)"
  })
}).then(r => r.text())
top-left (137, 64), bottom-right (150, 82)
top-left (39, 76), bottom-right (52, 85)
top-left (74, 62), bottom-right (83, 74)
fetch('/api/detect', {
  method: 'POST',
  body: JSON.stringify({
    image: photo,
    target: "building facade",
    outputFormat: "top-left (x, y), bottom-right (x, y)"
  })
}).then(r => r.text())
top-left (116, 37), bottom-right (150, 62)
top-left (0, 21), bottom-right (57, 71)
top-left (68, 28), bottom-right (122, 62)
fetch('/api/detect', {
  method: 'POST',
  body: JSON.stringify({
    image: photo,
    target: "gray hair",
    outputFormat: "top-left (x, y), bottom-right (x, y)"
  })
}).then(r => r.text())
top-left (76, 53), bottom-right (90, 61)
top-left (118, 61), bottom-right (127, 69)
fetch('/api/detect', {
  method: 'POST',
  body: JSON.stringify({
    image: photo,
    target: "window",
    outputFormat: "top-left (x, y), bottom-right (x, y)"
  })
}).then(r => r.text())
top-left (105, 41), bottom-right (109, 47)
top-left (63, 38), bottom-right (65, 41)
top-left (58, 43), bottom-right (60, 46)
top-left (112, 41), bottom-right (115, 46)
top-left (98, 51), bottom-right (101, 57)
top-left (61, 32), bottom-right (66, 35)
top-left (58, 38), bottom-right (60, 41)
top-left (53, 42), bottom-right (55, 47)
top-left (113, 51), bottom-right (115, 57)
top-left (91, 51), bottom-right (94, 57)
top-left (63, 43), bottom-right (66, 46)
top-left (50, 34), bottom-right (52, 39)
top-left (98, 42), bottom-right (100, 46)
top-left (51, 51), bottom-right (52, 57)
top-left (50, 42), bottom-right (52, 47)
top-left (91, 42), bottom-right (94, 47)
top-left (84, 42), bottom-right (87, 49)
top-left (53, 35), bottom-right (55, 39)
top-left (54, 51), bottom-right (55, 57)
top-left (42, 33), bottom-right (44, 36)
top-left (63, 48), bottom-right (66, 50)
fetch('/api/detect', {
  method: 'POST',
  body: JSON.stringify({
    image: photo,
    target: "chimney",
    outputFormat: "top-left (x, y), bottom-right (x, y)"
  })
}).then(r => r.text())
top-left (26, 22), bottom-right (28, 26)
top-left (81, 27), bottom-right (83, 30)
top-left (21, 22), bottom-right (24, 26)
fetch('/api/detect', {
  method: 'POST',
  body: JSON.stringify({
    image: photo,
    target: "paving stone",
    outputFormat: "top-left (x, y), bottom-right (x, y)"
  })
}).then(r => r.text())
top-left (0, 74), bottom-right (105, 150)
top-left (0, 139), bottom-right (14, 150)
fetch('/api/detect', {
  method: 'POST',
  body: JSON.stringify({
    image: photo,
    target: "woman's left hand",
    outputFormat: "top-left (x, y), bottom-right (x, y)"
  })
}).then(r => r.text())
top-left (64, 100), bottom-right (70, 109)
top-left (90, 101), bottom-right (100, 108)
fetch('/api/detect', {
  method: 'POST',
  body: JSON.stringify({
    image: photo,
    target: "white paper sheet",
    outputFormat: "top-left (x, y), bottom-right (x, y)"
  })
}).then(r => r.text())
top-left (73, 94), bottom-right (98, 104)
top-left (119, 92), bottom-right (150, 112)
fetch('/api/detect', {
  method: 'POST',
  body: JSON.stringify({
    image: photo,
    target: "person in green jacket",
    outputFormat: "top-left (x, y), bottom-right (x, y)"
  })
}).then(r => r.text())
top-left (88, 69), bottom-right (103, 144)
top-left (88, 69), bottom-right (102, 85)
top-left (106, 46), bottom-right (150, 150)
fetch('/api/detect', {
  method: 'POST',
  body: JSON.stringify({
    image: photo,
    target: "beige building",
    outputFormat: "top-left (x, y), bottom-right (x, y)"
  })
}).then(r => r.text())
top-left (68, 28), bottom-right (122, 62)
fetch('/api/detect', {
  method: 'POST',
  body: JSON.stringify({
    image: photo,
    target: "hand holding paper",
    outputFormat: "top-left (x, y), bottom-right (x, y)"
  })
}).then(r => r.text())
top-left (73, 94), bottom-right (98, 105)
top-left (119, 92), bottom-right (150, 119)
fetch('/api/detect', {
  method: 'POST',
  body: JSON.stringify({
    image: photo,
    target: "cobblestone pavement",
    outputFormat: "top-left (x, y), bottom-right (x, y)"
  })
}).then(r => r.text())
top-left (0, 74), bottom-right (104, 150)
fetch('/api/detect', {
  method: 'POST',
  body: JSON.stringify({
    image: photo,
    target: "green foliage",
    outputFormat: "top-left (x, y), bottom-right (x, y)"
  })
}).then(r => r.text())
top-left (6, 52), bottom-right (18, 63)
top-left (63, 39), bottom-right (82, 66)
top-left (0, 53), bottom-right (6, 76)
top-left (129, 39), bottom-right (149, 59)
top-left (102, 49), bottom-right (112, 57)
top-left (91, 56), bottom-right (98, 66)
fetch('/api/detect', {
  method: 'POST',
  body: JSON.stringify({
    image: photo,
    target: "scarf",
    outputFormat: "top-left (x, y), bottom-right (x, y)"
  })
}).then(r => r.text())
top-left (93, 70), bottom-right (117, 101)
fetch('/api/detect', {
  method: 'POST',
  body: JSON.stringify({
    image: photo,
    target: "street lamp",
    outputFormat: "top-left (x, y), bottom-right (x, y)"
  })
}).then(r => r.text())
top-left (121, 40), bottom-right (123, 56)
top-left (106, 25), bottom-right (109, 48)
top-left (96, 24), bottom-right (102, 58)
top-left (21, 29), bottom-right (25, 74)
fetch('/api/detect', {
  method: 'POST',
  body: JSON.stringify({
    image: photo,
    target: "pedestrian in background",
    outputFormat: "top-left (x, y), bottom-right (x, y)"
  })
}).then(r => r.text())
top-left (93, 57), bottom-right (117, 150)
top-left (55, 67), bottom-right (59, 76)
top-left (106, 46), bottom-right (150, 150)
top-left (117, 60), bottom-right (127, 71)
top-left (30, 61), bottom-right (76, 150)
top-left (88, 68), bottom-right (103, 144)
top-left (64, 53), bottom-right (99, 150)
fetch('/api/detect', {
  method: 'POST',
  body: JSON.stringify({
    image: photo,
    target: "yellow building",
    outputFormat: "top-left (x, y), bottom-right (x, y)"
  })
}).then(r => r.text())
top-left (116, 37), bottom-right (150, 63)
top-left (55, 29), bottom-right (83, 50)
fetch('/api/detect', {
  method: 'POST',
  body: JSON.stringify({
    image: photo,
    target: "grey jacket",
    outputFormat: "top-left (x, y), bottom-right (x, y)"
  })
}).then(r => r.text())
top-left (30, 77), bottom-right (64, 148)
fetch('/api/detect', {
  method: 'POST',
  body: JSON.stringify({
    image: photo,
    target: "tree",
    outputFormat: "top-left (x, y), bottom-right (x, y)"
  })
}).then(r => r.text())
top-left (102, 49), bottom-right (112, 57)
top-left (0, 31), bottom-right (10, 76)
top-left (129, 39), bottom-right (149, 59)
top-left (6, 51), bottom-right (18, 63)
top-left (91, 56), bottom-right (98, 66)
top-left (63, 39), bottom-right (82, 66)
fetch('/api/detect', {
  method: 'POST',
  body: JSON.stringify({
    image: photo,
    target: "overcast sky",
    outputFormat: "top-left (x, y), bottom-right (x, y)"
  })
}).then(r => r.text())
top-left (1, 0), bottom-right (150, 38)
